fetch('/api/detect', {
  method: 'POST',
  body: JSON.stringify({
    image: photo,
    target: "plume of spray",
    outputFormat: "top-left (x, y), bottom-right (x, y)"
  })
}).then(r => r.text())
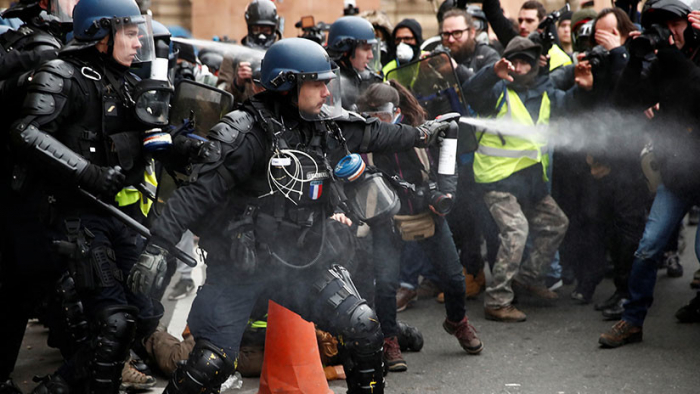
top-left (458, 108), bottom-right (665, 165)
top-left (171, 37), bottom-right (266, 72)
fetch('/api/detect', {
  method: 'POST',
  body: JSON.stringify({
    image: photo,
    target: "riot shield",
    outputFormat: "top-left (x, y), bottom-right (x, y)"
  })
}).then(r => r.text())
top-left (170, 79), bottom-right (234, 137)
top-left (385, 52), bottom-right (467, 120)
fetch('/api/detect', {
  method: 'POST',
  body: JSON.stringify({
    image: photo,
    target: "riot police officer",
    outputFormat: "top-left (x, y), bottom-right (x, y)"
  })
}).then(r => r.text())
top-left (127, 37), bottom-right (450, 394)
top-left (7, 0), bottom-right (169, 392)
top-left (326, 16), bottom-right (383, 110)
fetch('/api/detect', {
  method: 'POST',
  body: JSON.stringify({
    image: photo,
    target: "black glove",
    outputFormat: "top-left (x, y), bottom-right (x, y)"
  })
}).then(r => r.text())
top-left (79, 164), bottom-right (125, 196)
top-left (415, 113), bottom-right (460, 147)
top-left (127, 243), bottom-right (169, 297)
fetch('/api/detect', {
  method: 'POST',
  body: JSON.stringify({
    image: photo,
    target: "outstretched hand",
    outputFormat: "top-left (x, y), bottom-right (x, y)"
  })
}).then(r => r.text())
top-left (494, 58), bottom-right (514, 82)
top-left (574, 60), bottom-right (593, 91)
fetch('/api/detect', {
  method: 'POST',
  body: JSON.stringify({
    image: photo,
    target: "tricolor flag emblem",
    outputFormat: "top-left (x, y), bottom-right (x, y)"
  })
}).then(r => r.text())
top-left (309, 180), bottom-right (323, 200)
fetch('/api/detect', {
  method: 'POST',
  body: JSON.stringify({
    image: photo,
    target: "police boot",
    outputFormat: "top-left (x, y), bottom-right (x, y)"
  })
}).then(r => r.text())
top-left (164, 340), bottom-right (235, 394)
top-left (30, 375), bottom-right (70, 394)
top-left (87, 305), bottom-right (139, 394)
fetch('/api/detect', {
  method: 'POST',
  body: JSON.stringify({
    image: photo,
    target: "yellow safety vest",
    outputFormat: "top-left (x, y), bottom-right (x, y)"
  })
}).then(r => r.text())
top-left (382, 51), bottom-right (429, 82)
top-left (114, 160), bottom-right (158, 217)
top-left (474, 88), bottom-right (551, 184)
top-left (548, 44), bottom-right (572, 71)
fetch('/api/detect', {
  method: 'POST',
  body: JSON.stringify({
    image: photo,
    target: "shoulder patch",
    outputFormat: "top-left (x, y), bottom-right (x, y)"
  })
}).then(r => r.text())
top-left (207, 110), bottom-right (255, 144)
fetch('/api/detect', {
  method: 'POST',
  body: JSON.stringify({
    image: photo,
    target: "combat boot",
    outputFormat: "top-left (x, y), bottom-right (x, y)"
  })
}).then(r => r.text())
top-left (383, 336), bottom-right (407, 372)
top-left (599, 320), bottom-right (643, 348)
top-left (675, 293), bottom-right (700, 323)
top-left (30, 375), bottom-right (70, 394)
top-left (442, 316), bottom-right (484, 354)
top-left (484, 305), bottom-right (527, 322)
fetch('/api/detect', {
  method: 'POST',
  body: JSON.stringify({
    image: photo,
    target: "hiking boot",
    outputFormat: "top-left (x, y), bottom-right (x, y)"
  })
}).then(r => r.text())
top-left (168, 278), bottom-right (195, 300)
top-left (599, 320), bottom-right (643, 348)
top-left (484, 305), bottom-right (527, 322)
top-left (601, 297), bottom-right (628, 321)
top-left (665, 253), bottom-right (683, 278)
top-left (443, 317), bottom-right (483, 354)
top-left (692, 269), bottom-right (700, 289)
top-left (397, 321), bottom-right (424, 352)
top-left (383, 336), bottom-right (407, 372)
top-left (396, 287), bottom-right (417, 313)
top-left (416, 279), bottom-right (441, 299)
top-left (595, 292), bottom-right (625, 311)
top-left (465, 268), bottom-right (486, 299)
top-left (120, 360), bottom-right (157, 390)
top-left (675, 293), bottom-right (700, 323)
top-left (513, 279), bottom-right (559, 300)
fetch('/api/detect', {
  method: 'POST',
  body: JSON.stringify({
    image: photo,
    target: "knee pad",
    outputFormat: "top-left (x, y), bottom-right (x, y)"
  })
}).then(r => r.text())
top-left (89, 305), bottom-right (138, 394)
top-left (164, 339), bottom-right (236, 394)
top-left (339, 304), bottom-right (385, 394)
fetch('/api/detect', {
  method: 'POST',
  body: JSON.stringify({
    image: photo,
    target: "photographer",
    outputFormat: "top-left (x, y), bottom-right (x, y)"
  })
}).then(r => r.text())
top-left (599, 0), bottom-right (700, 348)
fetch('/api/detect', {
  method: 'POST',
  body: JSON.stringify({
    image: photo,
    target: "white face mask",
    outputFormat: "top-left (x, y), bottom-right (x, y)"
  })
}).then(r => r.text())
top-left (396, 42), bottom-right (414, 64)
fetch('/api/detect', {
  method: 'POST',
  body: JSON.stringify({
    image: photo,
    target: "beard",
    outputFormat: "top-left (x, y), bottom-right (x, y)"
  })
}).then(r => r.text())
top-left (447, 39), bottom-right (476, 63)
top-left (511, 63), bottom-right (539, 87)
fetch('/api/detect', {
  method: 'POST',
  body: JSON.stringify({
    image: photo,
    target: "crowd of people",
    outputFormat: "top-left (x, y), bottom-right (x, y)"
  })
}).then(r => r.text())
top-left (1, 0), bottom-right (700, 393)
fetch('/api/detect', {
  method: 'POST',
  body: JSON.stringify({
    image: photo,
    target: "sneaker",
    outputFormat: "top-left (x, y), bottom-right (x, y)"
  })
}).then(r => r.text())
top-left (665, 253), bottom-right (683, 278)
top-left (599, 320), bottom-right (643, 348)
top-left (691, 269), bottom-right (700, 289)
top-left (513, 279), bottom-right (559, 300)
top-left (545, 277), bottom-right (563, 291)
top-left (465, 268), bottom-right (486, 299)
top-left (442, 317), bottom-right (484, 354)
top-left (168, 278), bottom-right (195, 300)
top-left (484, 305), bottom-right (527, 322)
top-left (383, 336), bottom-right (407, 372)
top-left (594, 292), bottom-right (625, 311)
top-left (570, 290), bottom-right (590, 304)
top-left (396, 287), bottom-right (417, 313)
top-left (397, 321), bottom-right (424, 352)
top-left (120, 360), bottom-right (157, 390)
top-left (601, 298), bottom-right (628, 321)
top-left (675, 293), bottom-right (700, 323)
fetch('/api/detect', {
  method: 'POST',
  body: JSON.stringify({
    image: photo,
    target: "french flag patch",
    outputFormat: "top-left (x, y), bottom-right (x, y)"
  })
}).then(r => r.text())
top-left (309, 180), bottom-right (323, 200)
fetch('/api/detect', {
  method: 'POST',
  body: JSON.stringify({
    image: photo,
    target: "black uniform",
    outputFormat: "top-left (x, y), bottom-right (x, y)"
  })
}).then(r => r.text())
top-left (151, 91), bottom-right (426, 394)
top-left (7, 48), bottom-right (161, 393)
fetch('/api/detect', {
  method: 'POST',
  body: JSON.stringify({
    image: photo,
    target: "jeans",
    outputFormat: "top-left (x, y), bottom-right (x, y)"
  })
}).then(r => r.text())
top-left (623, 184), bottom-right (700, 326)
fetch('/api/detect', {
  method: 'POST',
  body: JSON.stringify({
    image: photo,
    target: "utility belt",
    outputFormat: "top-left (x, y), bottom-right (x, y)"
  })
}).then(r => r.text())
top-left (204, 205), bottom-right (355, 274)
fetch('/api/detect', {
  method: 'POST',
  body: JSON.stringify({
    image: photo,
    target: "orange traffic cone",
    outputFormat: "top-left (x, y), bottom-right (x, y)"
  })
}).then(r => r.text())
top-left (258, 301), bottom-right (334, 394)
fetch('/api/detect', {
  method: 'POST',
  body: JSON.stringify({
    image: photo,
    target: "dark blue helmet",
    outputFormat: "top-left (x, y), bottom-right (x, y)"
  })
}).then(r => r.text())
top-left (326, 16), bottom-right (377, 58)
top-left (151, 19), bottom-right (171, 43)
top-left (260, 37), bottom-right (335, 92)
top-left (66, 0), bottom-right (155, 63)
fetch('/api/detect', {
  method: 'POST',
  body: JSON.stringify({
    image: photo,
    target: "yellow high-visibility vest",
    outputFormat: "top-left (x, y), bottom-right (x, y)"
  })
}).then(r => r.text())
top-left (114, 160), bottom-right (158, 217)
top-left (474, 88), bottom-right (551, 184)
top-left (548, 44), bottom-right (572, 71)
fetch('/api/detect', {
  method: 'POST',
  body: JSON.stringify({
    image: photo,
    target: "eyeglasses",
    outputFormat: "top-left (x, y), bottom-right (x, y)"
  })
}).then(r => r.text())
top-left (394, 36), bottom-right (416, 44)
top-left (440, 28), bottom-right (469, 40)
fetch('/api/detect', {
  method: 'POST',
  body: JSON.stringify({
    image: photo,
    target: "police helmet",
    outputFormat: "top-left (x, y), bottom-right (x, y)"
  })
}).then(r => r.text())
top-left (244, 0), bottom-right (279, 49)
top-left (2, 0), bottom-right (74, 24)
top-left (151, 19), bottom-right (171, 44)
top-left (326, 16), bottom-right (378, 58)
top-left (67, 0), bottom-right (155, 63)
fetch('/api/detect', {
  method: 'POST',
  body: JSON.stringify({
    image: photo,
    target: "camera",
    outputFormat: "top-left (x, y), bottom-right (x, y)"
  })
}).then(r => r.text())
top-left (630, 24), bottom-right (672, 58)
top-left (583, 45), bottom-right (610, 72)
top-left (415, 181), bottom-right (453, 215)
top-left (295, 16), bottom-right (330, 45)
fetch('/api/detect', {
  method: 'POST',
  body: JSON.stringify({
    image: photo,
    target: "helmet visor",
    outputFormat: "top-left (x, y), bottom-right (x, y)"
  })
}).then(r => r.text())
top-left (296, 68), bottom-right (343, 121)
top-left (113, 14), bottom-right (155, 65)
top-left (51, 0), bottom-right (80, 23)
top-left (369, 41), bottom-right (382, 73)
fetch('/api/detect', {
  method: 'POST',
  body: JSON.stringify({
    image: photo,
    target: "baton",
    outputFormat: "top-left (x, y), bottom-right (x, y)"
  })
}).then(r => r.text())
top-left (78, 188), bottom-right (198, 267)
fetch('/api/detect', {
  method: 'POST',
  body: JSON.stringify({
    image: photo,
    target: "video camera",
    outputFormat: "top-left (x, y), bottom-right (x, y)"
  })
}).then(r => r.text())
top-left (629, 23), bottom-right (673, 58)
top-left (531, 4), bottom-right (571, 55)
top-left (583, 45), bottom-right (610, 72)
top-left (295, 16), bottom-right (330, 45)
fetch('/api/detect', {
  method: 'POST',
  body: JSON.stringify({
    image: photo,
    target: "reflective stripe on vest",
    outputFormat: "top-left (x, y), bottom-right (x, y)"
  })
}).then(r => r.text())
top-left (474, 88), bottom-right (551, 184)
top-left (114, 160), bottom-right (158, 217)
top-left (548, 44), bottom-right (572, 71)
